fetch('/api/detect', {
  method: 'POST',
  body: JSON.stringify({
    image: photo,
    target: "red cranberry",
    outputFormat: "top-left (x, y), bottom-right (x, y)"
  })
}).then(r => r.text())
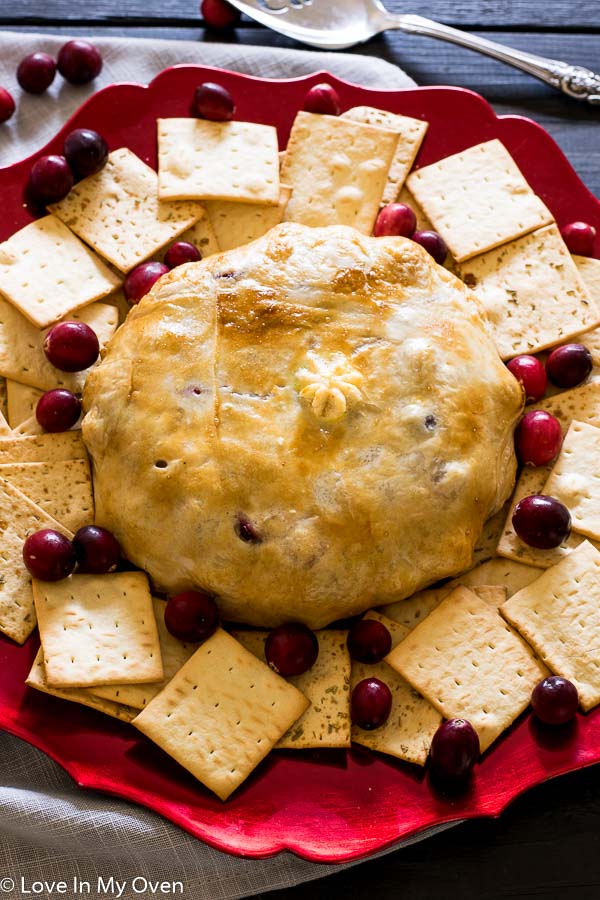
top-left (73, 525), bottom-right (121, 573)
top-left (561, 221), bottom-right (597, 257)
top-left (512, 494), bottom-right (571, 549)
top-left (44, 321), bottom-right (100, 372)
top-left (430, 718), bottom-right (480, 783)
top-left (0, 88), bottom-right (15, 123)
top-left (303, 83), bottom-right (341, 116)
top-left (347, 619), bottom-right (392, 664)
top-left (36, 389), bottom-right (81, 432)
top-left (192, 82), bottom-right (235, 122)
top-left (546, 344), bottom-right (593, 389)
top-left (123, 262), bottom-right (169, 305)
top-left (23, 529), bottom-right (76, 581)
top-left (164, 241), bottom-right (202, 269)
top-left (351, 677), bottom-right (392, 730)
top-left (17, 53), bottom-right (56, 95)
top-left (64, 128), bottom-right (108, 179)
top-left (200, 0), bottom-right (241, 28)
top-left (265, 622), bottom-right (319, 677)
top-left (412, 230), bottom-right (448, 265)
top-left (164, 590), bottom-right (219, 643)
top-left (506, 355), bottom-right (547, 402)
top-left (532, 675), bottom-right (578, 725)
top-left (57, 40), bottom-right (103, 85)
top-left (374, 203), bottom-right (417, 239)
top-left (29, 155), bottom-right (73, 205)
top-left (515, 410), bottom-right (563, 466)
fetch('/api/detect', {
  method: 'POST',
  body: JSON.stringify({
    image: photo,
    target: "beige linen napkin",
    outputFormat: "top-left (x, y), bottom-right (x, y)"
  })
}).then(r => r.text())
top-left (0, 30), bottom-right (435, 900)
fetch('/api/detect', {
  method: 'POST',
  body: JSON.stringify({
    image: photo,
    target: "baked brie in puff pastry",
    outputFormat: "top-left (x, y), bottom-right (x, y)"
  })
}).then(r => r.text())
top-left (83, 224), bottom-right (523, 627)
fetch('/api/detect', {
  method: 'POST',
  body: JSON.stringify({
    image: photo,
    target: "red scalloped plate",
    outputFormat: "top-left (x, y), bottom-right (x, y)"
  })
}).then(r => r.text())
top-left (0, 66), bottom-right (599, 863)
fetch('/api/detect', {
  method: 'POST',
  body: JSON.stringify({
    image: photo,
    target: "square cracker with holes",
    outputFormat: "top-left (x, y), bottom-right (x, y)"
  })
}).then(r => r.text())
top-left (502, 540), bottom-right (600, 711)
top-left (0, 459), bottom-right (93, 533)
top-left (0, 215), bottom-right (120, 329)
top-left (457, 225), bottom-right (599, 359)
top-left (0, 478), bottom-right (73, 644)
top-left (542, 420), bottom-right (600, 541)
top-left (281, 111), bottom-right (399, 234)
top-left (132, 629), bottom-right (309, 801)
top-left (49, 148), bottom-right (205, 273)
top-left (26, 648), bottom-right (138, 723)
top-left (91, 597), bottom-right (199, 710)
top-left (342, 106), bottom-right (428, 204)
top-left (233, 629), bottom-right (350, 749)
top-left (573, 256), bottom-right (600, 364)
top-left (352, 612), bottom-right (442, 766)
top-left (0, 298), bottom-right (118, 394)
top-left (204, 186), bottom-right (292, 253)
top-left (386, 586), bottom-right (546, 752)
top-left (33, 572), bottom-right (162, 688)
top-left (157, 118), bottom-right (280, 205)
top-left (6, 382), bottom-right (42, 428)
top-left (407, 139), bottom-right (553, 262)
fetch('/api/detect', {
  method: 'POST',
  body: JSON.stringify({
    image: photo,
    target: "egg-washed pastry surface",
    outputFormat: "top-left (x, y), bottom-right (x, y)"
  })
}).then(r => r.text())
top-left (83, 223), bottom-right (523, 628)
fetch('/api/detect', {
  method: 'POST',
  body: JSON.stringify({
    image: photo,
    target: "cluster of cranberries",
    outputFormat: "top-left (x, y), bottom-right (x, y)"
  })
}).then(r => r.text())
top-left (506, 341), bottom-right (594, 550)
top-left (34, 319), bottom-right (100, 433)
top-left (23, 525), bottom-right (121, 581)
top-left (0, 41), bottom-right (103, 124)
top-left (28, 125), bottom-right (109, 207)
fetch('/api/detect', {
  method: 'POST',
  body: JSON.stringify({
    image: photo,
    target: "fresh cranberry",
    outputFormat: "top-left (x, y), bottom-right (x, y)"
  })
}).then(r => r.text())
top-left (17, 53), bottom-right (56, 95)
top-left (546, 344), bottom-right (593, 389)
top-left (57, 40), bottom-right (102, 85)
top-left (512, 494), bottom-right (571, 549)
top-left (351, 677), bottom-right (392, 730)
top-left (123, 262), bottom-right (169, 305)
top-left (23, 529), bottom-right (76, 581)
top-left (36, 389), bottom-right (81, 432)
top-left (515, 409), bottom-right (563, 466)
top-left (303, 83), bottom-right (341, 116)
top-left (64, 128), bottom-right (108, 179)
top-left (29, 155), bottom-right (73, 204)
top-left (506, 355), bottom-right (547, 402)
top-left (164, 241), bottom-right (202, 269)
top-left (164, 591), bottom-right (219, 643)
top-left (430, 718), bottom-right (479, 783)
top-left (561, 221), bottom-right (597, 257)
top-left (347, 619), bottom-right (392, 664)
top-left (412, 230), bottom-right (448, 265)
top-left (265, 622), bottom-right (319, 676)
top-left (0, 88), bottom-right (15, 123)
top-left (73, 525), bottom-right (122, 573)
top-left (532, 676), bottom-right (579, 725)
top-left (374, 203), bottom-right (417, 239)
top-left (200, 0), bottom-right (241, 28)
top-left (191, 82), bottom-right (236, 122)
top-left (44, 321), bottom-right (100, 372)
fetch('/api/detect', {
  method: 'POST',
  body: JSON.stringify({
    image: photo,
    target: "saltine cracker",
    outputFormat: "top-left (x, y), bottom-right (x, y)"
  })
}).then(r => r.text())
top-left (281, 111), bottom-right (399, 234)
top-left (49, 148), bottom-right (205, 273)
top-left (502, 541), bottom-right (600, 711)
top-left (34, 572), bottom-right (163, 688)
top-left (386, 586), bottom-right (546, 752)
top-left (0, 216), bottom-right (120, 328)
top-left (132, 629), bottom-right (309, 800)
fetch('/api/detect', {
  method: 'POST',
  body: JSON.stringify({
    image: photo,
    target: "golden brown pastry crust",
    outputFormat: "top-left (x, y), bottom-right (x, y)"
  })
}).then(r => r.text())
top-left (83, 224), bottom-right (523, 628)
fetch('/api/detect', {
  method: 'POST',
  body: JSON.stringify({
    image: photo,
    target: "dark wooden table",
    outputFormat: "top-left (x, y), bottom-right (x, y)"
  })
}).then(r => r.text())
top-left (1, 2), bottom-right (599, 898)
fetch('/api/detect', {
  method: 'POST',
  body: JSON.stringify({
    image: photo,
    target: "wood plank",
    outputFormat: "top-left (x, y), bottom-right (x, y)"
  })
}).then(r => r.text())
top-left (1, 0), bottom-right (599, 28)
